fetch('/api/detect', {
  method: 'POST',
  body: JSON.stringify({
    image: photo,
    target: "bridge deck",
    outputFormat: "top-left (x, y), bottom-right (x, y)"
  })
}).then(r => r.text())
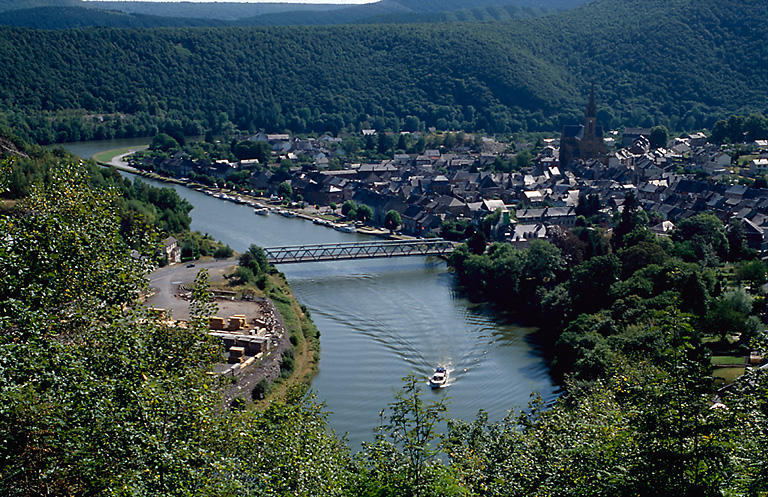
top-left (264, 239), bottom-right (456, 264)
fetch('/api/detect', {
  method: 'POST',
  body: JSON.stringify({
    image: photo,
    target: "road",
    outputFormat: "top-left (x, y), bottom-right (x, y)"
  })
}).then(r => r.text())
top-left (146, 258), bottom-right (237, 320)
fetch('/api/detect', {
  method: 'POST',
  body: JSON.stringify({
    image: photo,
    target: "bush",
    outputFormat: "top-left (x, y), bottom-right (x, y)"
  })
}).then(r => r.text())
top-left (251, 379), bottom-right (269, 401)
top-left (234, 266), bottom-right (255, 285)
top-left (280, 349), bottom-right (295, 378)
top-left (214, 244), bottom-right (233, 259)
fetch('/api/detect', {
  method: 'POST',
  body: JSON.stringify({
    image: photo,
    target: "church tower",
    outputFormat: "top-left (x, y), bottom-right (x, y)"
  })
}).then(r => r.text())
top-left (577, 83), bottom-right (606, 161)
top-left (559, 84), bottom-right (606, 166)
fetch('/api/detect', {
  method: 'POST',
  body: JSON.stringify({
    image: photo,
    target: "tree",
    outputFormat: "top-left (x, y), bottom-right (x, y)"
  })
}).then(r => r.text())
top-left (441, 218), bottom-right (473, 241)
top-left (649, 125), bottom-right (669, 149)
top-left (358, 375), bottom-right (448, 497)
top-left (673, 213), bottom-right (729, 263)
top-left (189, 268), bottom-right (218, 331)
top-left (468, 229), bottom-right (487, 255)
top-left (735, 259), bottom-right (767, 287)
top-left (150, 132), bottom-right (179, 152)
top-left (727, 219), bottom-right (752, 261)
top-left (239, 244), bottom-right (270, 276)
top-left (341, 200), bottom-right (357, 218)
top-left (356, 204), bottom-right (373, 223)
top-left (575, 192), bottom-right (601, 218)
top-left (570, 254), bottom-right (621, 314)
top-left (233, 139), bottom-right (270, 163)
top-left (612, 191), bottom-right (646, 249)
top-left (278, 181), bottom-right (293, 200)
top-left (515, 150), bottom-right (532, 168)
top-left (384, 209), bottom-right (401, 233)
top-left (377, 132), bottom-right (394, 155)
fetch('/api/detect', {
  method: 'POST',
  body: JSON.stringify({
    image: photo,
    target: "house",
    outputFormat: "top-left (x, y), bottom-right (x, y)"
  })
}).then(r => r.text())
top-left (162, 236), bottom-right (181, 264)
top-left (743, 218), bottom-right (768, 253)
top-left (622, 128), bottom-right (651, 148)
top-left (509, 223), bottom-right (547, 248)
top-left (750, 158), bottom-right (768, 175)
top-left (522, 190), bottom-right (544, 204)
top-left (687, 132), bottom-right (708, 148)
top-left (650, 220), bottom-right (675, 237)
top-left (516, 207), bottom-right (577, 227)
top-left (702, 152), bottom-right (731, 175)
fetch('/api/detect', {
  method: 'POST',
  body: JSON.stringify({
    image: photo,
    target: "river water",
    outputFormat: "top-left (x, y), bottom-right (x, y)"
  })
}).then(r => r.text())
top-left (62, 140), bottom-right (558, 448)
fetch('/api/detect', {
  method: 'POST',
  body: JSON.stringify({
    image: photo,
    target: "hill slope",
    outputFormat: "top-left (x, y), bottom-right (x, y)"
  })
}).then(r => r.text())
top-left (0, 0), bottom-right (584, 28)
top-left (0, 0), bottom-right (764, 143)
top-left (0, 6), bottom-right (225, 28)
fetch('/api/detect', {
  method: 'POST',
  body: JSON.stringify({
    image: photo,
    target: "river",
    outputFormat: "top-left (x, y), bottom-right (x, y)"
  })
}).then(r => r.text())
top-left (63, 140), bottom-right (558, 449)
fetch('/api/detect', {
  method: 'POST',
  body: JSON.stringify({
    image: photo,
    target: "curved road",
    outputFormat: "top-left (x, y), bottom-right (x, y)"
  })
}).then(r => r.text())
top-left (146, 258), bottom-right (237, 321)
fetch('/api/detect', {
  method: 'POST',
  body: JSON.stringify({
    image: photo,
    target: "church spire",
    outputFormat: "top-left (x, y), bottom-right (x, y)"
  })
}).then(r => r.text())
top-left (586, 82), bottom-right (597, 118)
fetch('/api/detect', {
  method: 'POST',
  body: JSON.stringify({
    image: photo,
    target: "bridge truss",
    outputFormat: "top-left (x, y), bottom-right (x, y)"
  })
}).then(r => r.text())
top-left (263, 239), bottom-right (456, 264)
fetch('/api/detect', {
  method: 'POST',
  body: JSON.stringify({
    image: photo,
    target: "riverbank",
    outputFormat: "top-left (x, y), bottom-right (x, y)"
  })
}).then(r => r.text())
top-left (146, 257), bottom-right (321, 408)
top-left (94, 147), bottom-right (407, 240)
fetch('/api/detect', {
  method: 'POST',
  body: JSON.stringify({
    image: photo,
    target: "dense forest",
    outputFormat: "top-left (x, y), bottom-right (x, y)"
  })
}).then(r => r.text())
top-left (3, 132), bottom-right (768, 495)
top-left (0, 0), bottom-right (765, 144)
top-left (0, 0), bottom-right (583, 28)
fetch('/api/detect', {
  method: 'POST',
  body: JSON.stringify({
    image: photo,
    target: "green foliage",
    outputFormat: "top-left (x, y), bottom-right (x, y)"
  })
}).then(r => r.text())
top-left (213, 243), bottom-right (233, 259)
top-left (384, 209), bottom-right (402, 232)
top-left (238, 244), bottom-right (270, 276)
top-left (0, 160), bottom-right (152, 335)
top-left (150, 132), bottom-right (179, 152)
top-left (467, 229), bottom-right (487, 255)
top-left (612, 191), bottom-right (646, 250)
top-left (446, 310), bottom-right (736, 496)
top-left (341, 199), bottom-right (357, 219)
top-left (356, 203), bottom-right (373, 223)
top-left (356, 375), bottom-right (454, 497)
top-left (712, 113), bottom-right (768, 144)
top-left (2, 0), bottom-right (768, 144)
top-left (672, 213), bottom-right (729, 264)
top-left (649, 124), bottom-right (669, 149)
top-left (232, 139), bottom-right (270, 162)
top-left (278, 180), bottom-right (293, 200)
top-left (735, 259), bottom-right (767, 287)
top-left (441, 218), bottom-right (474, 241)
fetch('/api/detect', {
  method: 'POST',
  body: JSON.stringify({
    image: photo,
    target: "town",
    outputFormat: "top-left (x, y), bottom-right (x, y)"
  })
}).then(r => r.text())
top-left (128, 97), bottom-right (768, 256)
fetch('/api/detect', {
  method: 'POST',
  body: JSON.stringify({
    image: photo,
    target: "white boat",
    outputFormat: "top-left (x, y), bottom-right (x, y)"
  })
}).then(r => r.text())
top-left (428, 367), bottom-right (448, 388)
top-left (254, 207), bottom-right (269, 216)
top-left (335, 223), bottom-right (356, 233)
top-left (280, 210), bottom-right (297, 218)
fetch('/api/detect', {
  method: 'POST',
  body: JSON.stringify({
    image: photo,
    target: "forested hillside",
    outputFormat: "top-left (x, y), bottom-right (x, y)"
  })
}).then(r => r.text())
top-left (0, 6), bottom-right (226, 29)
top-left (0, 0), bottom-right (582, 28)
top-left (0, 0), bottom-right (764, 144)
top-left (87, 0), bottom-right (346, 20)
top-left (237, 0), bottom-right (581, 26)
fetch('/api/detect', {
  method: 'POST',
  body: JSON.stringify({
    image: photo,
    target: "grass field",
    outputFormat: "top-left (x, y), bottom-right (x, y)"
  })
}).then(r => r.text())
top-left (711, 355), bottom-right (746, 366)
top-left (92, 145), bottom-right (147, 164)
top-left (713, 367), bottom-right (746, 386)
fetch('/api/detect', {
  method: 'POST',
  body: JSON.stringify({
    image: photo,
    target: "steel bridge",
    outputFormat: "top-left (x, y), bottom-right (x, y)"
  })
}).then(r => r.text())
top-left (263, 239), bottom-right (456, 264)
